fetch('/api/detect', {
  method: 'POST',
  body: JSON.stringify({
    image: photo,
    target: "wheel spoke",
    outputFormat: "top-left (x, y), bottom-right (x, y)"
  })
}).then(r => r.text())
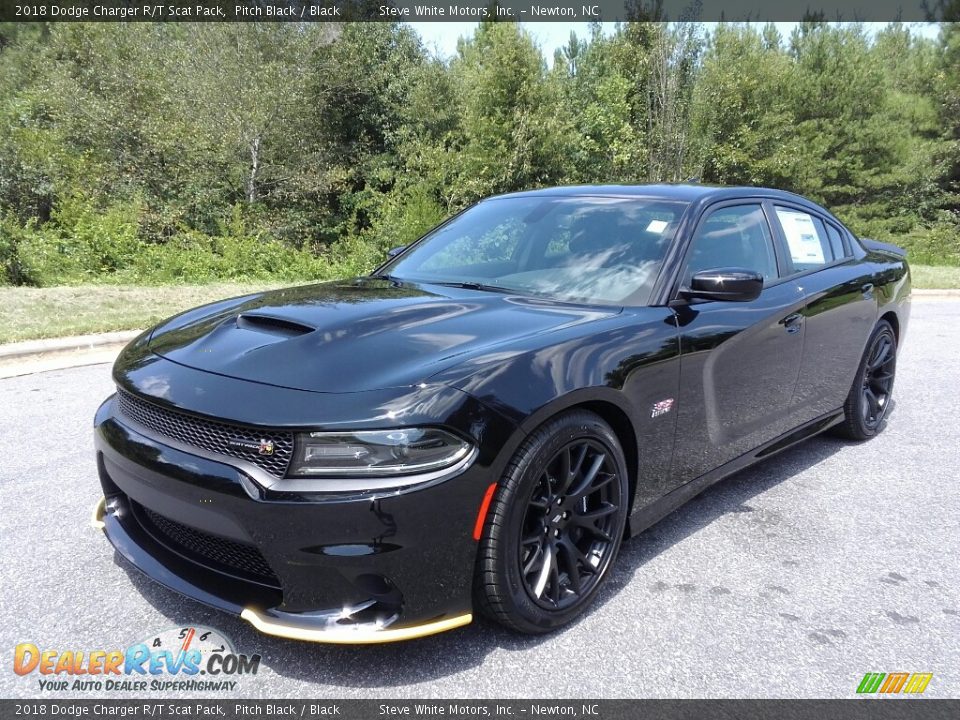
top-left (869, 339), bottom-right (891, 370)
top-left (561, 536), bottom-right (596, 572)
top-left (864, 388), bottom-right (880, 418)
top-left (528, 497), bottom-right (549, 511)
top-left (521, 532), bottom-right (542, 546)
top-left (571, 471), bottom-right (616, 500)
top-left (571, 503), bottom-right (618, 526)
top-left (571, 443), bottom-right (588, 477)
top-left (548, 552), bottom-right (561, 605)
top-left (568, 453), bottom-right (606, 498)
top-left (558, 540), bottom-right (582, 594)
top-left (869, 377), bottom-right (891, 396)
top-left (531, 543), bottom-right (553, 598)
top-left (557, 448), bottom-right (571, 493)
top-left (530, 475), bottom-right (553, 509)
top-left (579, 522), bottom-right (614, 543)
top-left (556, 444), bottom-right (588, 497)
top-left (522, 541), bottom-right (545, 575)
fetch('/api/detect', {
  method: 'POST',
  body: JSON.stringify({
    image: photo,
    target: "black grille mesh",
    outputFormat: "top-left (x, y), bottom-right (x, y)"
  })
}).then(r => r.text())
top-left (138, 504), bottom-right (280, 586)
top-left (116, 388), bottom-right (294, 478)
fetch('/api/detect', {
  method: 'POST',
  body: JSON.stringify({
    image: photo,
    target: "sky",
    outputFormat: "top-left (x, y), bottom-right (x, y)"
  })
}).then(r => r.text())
top-left (409, 21), bottom-right (942, 62)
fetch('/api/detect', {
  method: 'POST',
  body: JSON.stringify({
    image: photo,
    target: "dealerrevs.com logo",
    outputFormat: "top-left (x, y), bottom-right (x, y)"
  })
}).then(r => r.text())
top-left (13, 626), bottom-right (260, 693)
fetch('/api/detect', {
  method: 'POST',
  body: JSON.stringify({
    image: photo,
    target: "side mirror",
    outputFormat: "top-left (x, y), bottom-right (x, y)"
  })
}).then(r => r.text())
top-left (681, 268), bottom-right (763, 302)
top-left (387, 245), bottom-right (407, 258)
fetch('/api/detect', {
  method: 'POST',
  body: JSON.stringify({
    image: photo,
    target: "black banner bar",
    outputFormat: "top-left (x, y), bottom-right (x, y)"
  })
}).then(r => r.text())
top-left (1, 700), bottom-right (959, 720)
top-left (0, 0), bottom-right (955, 23)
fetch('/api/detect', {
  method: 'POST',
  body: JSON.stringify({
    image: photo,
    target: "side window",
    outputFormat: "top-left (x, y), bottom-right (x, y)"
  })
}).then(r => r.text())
top-left (774, 206), bottom-right (836, 272)
top-left (825, 222), bottom-right (848, 259)
top-left (684, 204), bottom-right (778, 285)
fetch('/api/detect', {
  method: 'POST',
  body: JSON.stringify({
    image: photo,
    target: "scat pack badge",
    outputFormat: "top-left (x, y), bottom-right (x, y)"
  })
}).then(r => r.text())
top-left (651, 398), bottom-right (675, 418)
top-left (226, 437), bottom-right (276, 456)
top-left (13, 626), bottom-right (260, 693)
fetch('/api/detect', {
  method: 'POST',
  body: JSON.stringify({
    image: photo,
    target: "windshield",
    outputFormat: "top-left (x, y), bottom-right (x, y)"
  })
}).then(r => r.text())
top-left (381, 196), bottom-right (686, 306)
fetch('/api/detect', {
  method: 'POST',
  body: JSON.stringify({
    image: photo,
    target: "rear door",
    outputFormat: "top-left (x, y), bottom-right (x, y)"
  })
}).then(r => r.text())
top-left (669, 201), bottom-right (807, 485)
top-left (769, 203), bottom-right (876, 420)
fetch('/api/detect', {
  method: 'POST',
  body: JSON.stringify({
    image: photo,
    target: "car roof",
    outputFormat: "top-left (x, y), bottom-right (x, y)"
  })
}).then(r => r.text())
top-left (490, 183), bottom-right (811, 205)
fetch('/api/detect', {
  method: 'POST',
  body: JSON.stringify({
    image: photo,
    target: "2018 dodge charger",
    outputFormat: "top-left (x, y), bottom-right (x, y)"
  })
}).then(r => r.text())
top-left (92, 184), bottom-right (910, 642)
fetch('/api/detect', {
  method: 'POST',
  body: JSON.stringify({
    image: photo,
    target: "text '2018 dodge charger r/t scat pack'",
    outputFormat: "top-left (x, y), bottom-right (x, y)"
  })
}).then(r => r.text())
top-left (93, 184), bottom-right (910, 642)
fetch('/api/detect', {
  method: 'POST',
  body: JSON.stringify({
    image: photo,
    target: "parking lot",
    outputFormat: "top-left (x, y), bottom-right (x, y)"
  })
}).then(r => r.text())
top-left (1, 298), bottom-right (957, 699)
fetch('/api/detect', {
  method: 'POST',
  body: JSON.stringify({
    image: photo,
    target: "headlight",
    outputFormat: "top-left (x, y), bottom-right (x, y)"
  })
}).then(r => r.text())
top-left (288, 428), bottom-right (472, 477)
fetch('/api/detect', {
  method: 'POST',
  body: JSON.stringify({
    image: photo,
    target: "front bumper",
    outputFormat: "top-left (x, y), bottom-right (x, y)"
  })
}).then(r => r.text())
top-left (93, 389), bottom-right (512, 643)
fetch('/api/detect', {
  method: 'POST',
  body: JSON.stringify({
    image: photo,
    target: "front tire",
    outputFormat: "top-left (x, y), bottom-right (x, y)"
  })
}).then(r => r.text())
top-left (474, 410), bottom-right (629, 634)
top-left (834, 319), bottom-right (897, 440)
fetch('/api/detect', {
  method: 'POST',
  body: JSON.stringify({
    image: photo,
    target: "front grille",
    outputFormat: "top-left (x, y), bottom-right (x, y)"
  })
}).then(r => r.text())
top-left (136, 503), bottom-right (280, 587)
top-left (116, 388), bottom-right (294, 478)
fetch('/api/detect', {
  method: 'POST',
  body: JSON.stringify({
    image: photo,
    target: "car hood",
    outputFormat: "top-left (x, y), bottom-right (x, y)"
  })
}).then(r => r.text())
top-left (147, 278), bottom-right (620, 393)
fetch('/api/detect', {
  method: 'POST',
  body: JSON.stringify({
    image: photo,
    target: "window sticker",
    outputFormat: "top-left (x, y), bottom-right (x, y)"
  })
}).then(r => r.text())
top-left (776, 209), bottom-right (825, 265)
top-left (646, 219), bottom-right (668, 233)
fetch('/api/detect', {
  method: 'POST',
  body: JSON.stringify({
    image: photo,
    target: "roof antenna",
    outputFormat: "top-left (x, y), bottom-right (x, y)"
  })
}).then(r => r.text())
top-left (685, 176), bottom-right (700, 184)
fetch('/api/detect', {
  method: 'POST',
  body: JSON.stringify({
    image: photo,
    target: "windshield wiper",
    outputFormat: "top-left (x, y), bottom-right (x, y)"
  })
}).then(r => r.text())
top-left (428, 280), bottom-right (513, 294)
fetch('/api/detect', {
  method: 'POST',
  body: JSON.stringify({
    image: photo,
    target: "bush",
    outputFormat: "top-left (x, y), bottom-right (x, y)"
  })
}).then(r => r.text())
top-left (4, 198), bottom-right (356, 286)
top-left (16, 198), bottom-right (143, 284)
top-left (131, 231), bottom-right (336, 284)
top-left (895, 220), bottom-right (960, 267)
top-left (838, 206), bottom-right (960, 267)
top-left (0, 213), bottom-right (40, 285)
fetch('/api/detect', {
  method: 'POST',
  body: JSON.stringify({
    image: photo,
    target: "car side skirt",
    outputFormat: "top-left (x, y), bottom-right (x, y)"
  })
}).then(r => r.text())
top-left (627, 408), bottom-right (844, 537)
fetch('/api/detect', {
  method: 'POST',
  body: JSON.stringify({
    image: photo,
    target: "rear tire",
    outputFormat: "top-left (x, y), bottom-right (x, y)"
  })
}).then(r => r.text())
top-left (474, 410), bottom-right (629, 634)
top-left (833, 320), bottom-right (897, 441)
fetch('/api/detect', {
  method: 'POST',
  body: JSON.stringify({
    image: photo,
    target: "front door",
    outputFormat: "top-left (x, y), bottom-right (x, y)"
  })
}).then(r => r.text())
top-left (669, 202), bottom-right (807, 485)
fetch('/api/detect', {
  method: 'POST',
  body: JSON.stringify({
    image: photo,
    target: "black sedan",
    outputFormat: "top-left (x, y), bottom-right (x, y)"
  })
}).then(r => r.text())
top-left (93, 184), bottom-right (910, 642)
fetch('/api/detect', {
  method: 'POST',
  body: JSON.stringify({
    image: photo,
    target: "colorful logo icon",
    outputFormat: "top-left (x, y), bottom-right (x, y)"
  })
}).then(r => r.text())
top-left (856, 672), bottom-right (933, 695)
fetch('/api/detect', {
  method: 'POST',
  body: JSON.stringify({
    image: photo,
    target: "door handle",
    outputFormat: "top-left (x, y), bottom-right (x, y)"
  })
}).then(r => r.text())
top-left (780, 312), bottom-right (803, 334)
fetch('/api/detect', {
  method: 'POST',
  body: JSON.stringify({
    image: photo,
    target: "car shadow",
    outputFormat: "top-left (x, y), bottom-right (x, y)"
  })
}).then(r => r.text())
top-left (597, 432), bottom-right (856, 605)
top-left (113, 430), bottom-right (855, 690)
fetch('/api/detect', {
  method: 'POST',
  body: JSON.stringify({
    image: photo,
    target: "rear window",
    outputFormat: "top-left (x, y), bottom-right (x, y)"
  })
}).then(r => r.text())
top-left (774, 206), bottom-right (836, 272)
top-left (825, 222), bottom-right (848, 259)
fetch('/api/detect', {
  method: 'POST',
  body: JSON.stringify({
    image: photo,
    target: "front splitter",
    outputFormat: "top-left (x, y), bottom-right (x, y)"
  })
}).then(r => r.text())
top-left (91, 497), bottom-right (473, 645)
top-left (240, 607), bottom-right (473, 644)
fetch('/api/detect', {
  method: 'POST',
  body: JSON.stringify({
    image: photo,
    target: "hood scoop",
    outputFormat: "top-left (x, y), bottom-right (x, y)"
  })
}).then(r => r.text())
top-left (236, 313), bottom-right (315, 337)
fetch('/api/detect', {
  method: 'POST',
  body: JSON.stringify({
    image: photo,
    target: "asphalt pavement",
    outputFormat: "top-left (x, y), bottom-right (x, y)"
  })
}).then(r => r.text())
top-left (1, 298), bottom-right (957, 699)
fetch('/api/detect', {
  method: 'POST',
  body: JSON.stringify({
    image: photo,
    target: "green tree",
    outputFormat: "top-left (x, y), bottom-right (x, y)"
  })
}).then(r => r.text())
top-left (448, 20), bottom-right (568, 203)
top-left (693, 23), bottom-right (801, 188)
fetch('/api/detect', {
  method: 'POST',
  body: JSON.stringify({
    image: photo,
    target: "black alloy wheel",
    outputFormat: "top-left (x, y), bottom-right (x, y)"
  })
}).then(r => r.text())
top-left (861, 328), bottom-right (896, 429)
top-left (835, 320), bottom-right (897, 440)
top-left (519, 440), bottom-right (621, 609)
top-left (474, 410), bottom-right (629, 633)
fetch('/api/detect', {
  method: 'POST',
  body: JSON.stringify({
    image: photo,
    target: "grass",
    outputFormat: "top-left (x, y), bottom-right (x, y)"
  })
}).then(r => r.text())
top-left (0, 264), bottom-right (956, 345)
top-left (0, 283), bottom-right (289, 344)
top-left (911, 264), bottom-right (960, 290)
